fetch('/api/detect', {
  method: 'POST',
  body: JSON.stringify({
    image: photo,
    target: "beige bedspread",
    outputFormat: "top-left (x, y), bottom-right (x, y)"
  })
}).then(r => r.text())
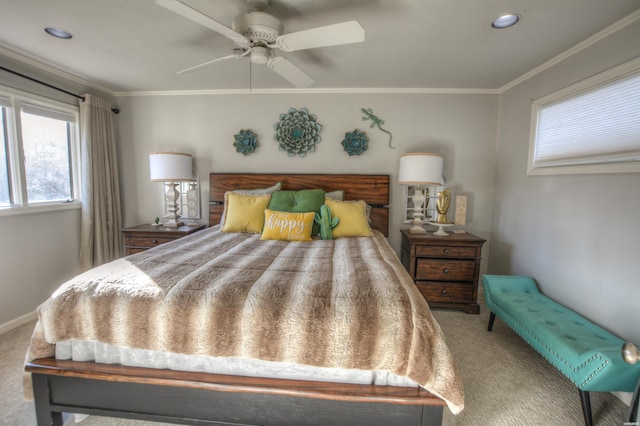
top-left (26, 226), bottom-right (464, 413)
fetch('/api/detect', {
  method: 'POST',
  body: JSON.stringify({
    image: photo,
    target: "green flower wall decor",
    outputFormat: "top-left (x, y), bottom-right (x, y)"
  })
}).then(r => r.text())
top-left (274, 107), bottom-right (322, 157)
top-left (341, 129), bottom-right (369, 156)
top-left (233, 129), bottom-right (258, 156)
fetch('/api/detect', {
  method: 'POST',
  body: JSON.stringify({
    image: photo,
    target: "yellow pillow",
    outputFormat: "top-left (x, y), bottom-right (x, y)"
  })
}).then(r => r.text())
top-left (221, 192), bottom-right (271, 233)
top-left (324, 199), bottom-right (373, 238)
top-left (261, 209), bottom-right (315, 242)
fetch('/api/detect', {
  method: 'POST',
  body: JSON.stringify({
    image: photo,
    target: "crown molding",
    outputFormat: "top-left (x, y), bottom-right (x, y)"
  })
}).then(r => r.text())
top-left (0, 43), bottom-right (116, 97)
top-left (114, 87), bottom-right (499, 97)
top-left (499, 9), bottom-right (640, 93)
top-left (4, 8), bottom-right (638, 100)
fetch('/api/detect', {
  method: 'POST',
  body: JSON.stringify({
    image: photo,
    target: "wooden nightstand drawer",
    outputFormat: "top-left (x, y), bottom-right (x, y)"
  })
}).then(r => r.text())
top-left (122, 224), bottom-right (206, 256)
top-left (415, 245), bottom-right (478, 259)
top-left (415, 281), bottom-right (474, 303)
top-left (401, 230), bottom-right (485, 314)
top-left (415, 259), bottom-right (476, 281)
top-left (125, 236), bottom-right (175, 248)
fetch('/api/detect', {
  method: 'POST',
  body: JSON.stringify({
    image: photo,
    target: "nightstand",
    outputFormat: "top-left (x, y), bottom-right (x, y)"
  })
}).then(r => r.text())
top-left (401, 230), bottom-right (485, 314)
top-left (122, 224), bottom-right (206, 255)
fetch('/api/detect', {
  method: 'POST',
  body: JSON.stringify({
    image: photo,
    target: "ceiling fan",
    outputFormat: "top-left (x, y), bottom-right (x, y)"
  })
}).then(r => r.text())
top-left (156, 0), bottom-right (366, 88)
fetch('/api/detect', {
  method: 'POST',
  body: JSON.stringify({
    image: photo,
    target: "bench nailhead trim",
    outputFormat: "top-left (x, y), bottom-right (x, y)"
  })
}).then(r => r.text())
top-left (485, 288), bottom-right (609, 389)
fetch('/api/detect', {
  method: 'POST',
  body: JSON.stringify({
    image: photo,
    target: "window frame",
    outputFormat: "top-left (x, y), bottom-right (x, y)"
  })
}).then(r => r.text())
top-left (528, 57), bottom-right (640, 175)
top-left (163, 180), bottom-right (201, 222)
top-left (403, 183), bottom-right (444, 225)
top-left (0, 84), bottom-right (81, 216)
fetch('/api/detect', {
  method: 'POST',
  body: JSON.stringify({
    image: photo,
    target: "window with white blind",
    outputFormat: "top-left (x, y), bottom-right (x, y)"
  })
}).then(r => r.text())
top-left (0, 85), bottom-right (80, 213)
top-left (528, 58), bottom-right (640, 175)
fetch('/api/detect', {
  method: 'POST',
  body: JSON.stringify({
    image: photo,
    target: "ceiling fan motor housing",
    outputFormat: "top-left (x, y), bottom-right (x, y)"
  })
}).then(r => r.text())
top-left (232, 11), bottom-right (283, 44)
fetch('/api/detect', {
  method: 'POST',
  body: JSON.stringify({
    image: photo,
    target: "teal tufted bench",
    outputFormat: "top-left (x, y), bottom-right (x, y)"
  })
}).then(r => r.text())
top-left (483, 275), bottom-right (640, 425)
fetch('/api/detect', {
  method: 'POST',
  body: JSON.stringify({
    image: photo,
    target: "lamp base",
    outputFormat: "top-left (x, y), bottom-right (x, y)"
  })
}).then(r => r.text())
top-left (163, 219), bottom-right (184, 227)
top-left (408, 223), bottom-right (427, 234)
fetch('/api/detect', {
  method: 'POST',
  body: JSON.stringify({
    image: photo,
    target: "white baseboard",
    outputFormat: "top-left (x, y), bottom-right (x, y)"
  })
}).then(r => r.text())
top-left (612, 391), bottom-right (632, 406)
top-left (0, 311), bottom-right (37, 335)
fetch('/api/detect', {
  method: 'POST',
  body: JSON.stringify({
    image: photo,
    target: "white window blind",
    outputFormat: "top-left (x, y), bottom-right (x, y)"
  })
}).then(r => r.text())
top-left (529, 58), bottom-right (640, 175)
top-left (21, 102), bottom-right (77, 123)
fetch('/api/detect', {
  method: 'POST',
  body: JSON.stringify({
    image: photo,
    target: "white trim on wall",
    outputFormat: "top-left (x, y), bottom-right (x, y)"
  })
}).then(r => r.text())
top-left (0, 310), bottom-right (36, 335)
top-left (499, 9), bottom-right (640, 93)
top-left (0, 44), bottom-right (115, 97)
top-left (114, 87), bottom-right (499, 97)
top-left (2, 9), bottom-right (639, 99)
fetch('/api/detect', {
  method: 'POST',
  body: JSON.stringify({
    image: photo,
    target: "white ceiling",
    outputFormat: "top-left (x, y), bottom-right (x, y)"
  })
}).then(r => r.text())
top-left (1, 0), bottom-right (639, 94)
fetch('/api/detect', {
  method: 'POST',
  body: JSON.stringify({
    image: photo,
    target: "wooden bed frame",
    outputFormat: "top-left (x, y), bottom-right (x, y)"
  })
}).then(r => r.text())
top-left (26, 173), bottom-right (448, 426)
top-left (208, 173), bottom-right (390, 236)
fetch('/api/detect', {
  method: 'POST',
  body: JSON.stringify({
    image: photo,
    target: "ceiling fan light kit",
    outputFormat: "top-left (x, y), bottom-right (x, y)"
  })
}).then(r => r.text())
top-left (156, 0), bottom-right (365, 88)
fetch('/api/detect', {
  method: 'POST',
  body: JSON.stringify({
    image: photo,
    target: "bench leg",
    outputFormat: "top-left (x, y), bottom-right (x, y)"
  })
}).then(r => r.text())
top-left (628, 374), bottom-right (640, 423)
top-left (487, 312), bottom-right (496, 331)
top-left (579, 390), bottom-right (593, 426)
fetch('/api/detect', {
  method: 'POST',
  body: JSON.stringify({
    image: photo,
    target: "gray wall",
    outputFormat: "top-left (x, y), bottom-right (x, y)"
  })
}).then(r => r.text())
top-left (490, 20), bottom-right (640, 343)
top-left (0, 53), bottom-right (116, 329)
top-left (115, 92), bottom-right (498, 257)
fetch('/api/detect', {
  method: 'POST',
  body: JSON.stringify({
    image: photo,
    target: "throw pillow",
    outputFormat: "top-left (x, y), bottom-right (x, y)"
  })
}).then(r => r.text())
top-left (268, 189), bottom-right (325, 235)
top-left (261, 209), bottom-right (315, 242)
top-left (324, 198), bottom-right (373, 238)
top-left (221, 192), bottom-right (271, 233)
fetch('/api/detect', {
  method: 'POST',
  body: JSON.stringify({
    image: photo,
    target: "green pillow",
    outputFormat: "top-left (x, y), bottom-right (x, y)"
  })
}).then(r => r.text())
top-left (269, 189), bottom-right (326, 235)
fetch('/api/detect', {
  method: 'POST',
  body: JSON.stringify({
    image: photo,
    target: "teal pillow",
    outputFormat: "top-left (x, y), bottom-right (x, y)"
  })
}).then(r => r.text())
top-left (269, 189), bottom-right (326, 235)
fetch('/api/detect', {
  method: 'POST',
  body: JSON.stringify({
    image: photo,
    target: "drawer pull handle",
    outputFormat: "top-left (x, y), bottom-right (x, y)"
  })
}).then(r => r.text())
top-left (441, 289), bottom-right (447, 295)
top-left (152, 239), bottom-right (158, 244)
top-left (443, 268), bottom-right (449, 273)
top-left (443, 249), bottom-right (449, 254)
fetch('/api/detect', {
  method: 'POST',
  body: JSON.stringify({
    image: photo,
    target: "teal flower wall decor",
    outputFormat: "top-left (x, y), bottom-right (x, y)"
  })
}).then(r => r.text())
top-left (341, 129), bottom-right (369, 156)
top-left (274, 107), bottom-right (322, 157)
top-left (233, 129), bottom-right (258, 156)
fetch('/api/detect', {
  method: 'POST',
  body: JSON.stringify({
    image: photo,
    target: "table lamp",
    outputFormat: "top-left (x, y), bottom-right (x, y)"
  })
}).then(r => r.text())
top-left (398, 153), bottom-right (444, 233)
top-left (149, 152), bottom-right (193, 227)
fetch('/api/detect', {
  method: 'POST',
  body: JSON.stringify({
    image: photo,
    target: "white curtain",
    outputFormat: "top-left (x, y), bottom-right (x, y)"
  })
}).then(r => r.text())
top-left (79, 94), bottom-right (123, 270)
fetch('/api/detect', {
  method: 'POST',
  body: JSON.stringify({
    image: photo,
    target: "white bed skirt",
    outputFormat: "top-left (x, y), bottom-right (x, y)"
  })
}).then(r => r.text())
top-left (56, 339), bottom-right (419, 388)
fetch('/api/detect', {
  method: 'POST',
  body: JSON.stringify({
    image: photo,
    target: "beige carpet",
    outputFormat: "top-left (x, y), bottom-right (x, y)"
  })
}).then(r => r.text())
top-left (1, 289), bottom-right (630, 426)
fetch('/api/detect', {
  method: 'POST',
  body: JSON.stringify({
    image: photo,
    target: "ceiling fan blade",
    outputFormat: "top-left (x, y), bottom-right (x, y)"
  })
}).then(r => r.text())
top-left (177, 52), bottom-right (247, 75)
top-left (267, 56), bottom-right (315, 88)
top-left (156, 0), bottom-right (248, 45)
top-left (274, 20), bottom-right (365, 52)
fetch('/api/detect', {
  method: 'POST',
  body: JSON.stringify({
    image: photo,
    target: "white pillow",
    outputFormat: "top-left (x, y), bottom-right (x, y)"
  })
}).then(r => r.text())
top-left (325, 190), bottom-right (344, 201)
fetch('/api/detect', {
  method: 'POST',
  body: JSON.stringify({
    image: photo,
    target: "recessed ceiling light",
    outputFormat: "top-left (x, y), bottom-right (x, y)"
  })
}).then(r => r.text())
top-left (491, 14), bottom-right (520, 29)
top-left (44, 27), bottom-right (73, 39)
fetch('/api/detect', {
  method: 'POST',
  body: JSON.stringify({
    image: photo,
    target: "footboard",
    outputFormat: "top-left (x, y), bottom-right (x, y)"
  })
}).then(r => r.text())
top-left (27, 358), bottom-right (445, 426)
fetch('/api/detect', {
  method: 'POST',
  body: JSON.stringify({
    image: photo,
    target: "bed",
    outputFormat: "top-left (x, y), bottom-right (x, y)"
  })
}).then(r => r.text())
top-left (25, 173), bottom-right (463, 426)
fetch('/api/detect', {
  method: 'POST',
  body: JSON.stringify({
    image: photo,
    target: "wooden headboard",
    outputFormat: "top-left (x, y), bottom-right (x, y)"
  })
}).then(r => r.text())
top-left (209, 173), bottom-right (390, 236)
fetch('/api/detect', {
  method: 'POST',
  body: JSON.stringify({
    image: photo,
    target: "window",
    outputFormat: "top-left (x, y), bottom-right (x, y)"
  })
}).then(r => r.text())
top-left (0, 85), bottom-right (80, 212)
top-left (403, 184), bottom-right (443, 224)
top-left (528, 58), bottom-right (640, 175)
top-left (163, 181), bottom-right (200, 222)
top-left (0, 99), bottom-right (10, 205)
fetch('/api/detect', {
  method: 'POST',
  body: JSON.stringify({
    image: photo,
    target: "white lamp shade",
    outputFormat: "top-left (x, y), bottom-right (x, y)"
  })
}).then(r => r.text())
top-left (149, 152), bottom-right (193, 182)
top-left (398, 153), bottom-right (443, 185)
